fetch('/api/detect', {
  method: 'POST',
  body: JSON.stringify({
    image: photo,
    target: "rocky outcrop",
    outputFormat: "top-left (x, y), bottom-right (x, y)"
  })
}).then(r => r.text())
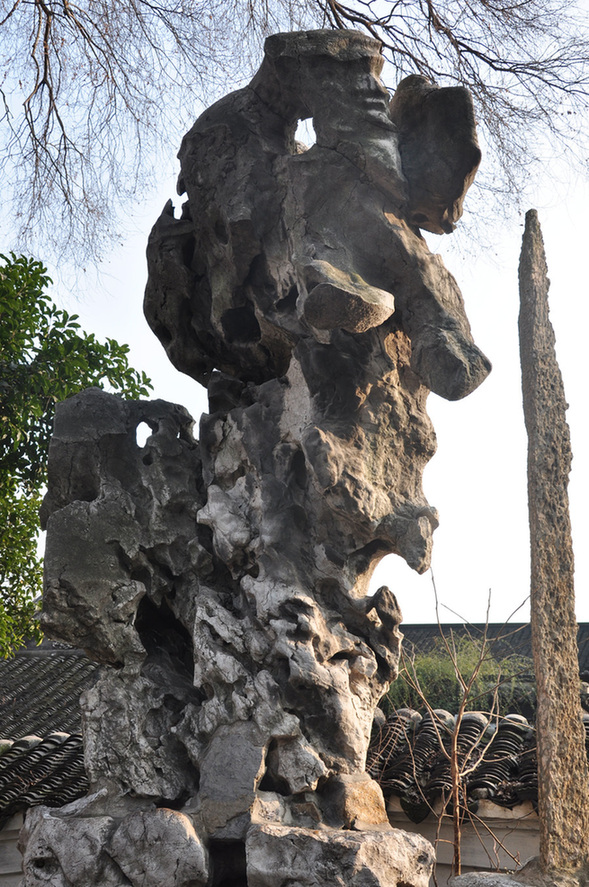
top-left (26, 28), bottom-right (488, 887)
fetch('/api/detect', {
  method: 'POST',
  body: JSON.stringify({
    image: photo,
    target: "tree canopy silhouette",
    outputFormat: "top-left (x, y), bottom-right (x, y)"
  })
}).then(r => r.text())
top-left (1, 0), bottom-right (587, 262)
top-left (0, 253), bottom-right (151, 656)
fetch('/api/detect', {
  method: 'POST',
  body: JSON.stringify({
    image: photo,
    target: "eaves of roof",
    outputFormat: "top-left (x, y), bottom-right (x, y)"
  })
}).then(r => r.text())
top-left (0, 646), bottom-right (99, 829)
top-left (0, 732), bottom-right (88, 829)
top-left (367, 708), bottom-right (589, 823)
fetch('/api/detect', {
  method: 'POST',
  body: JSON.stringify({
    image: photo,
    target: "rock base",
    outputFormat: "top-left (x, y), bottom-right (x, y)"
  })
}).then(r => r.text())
top-left (19, 800), bottom-right (434, 887)
top-left (452, 858), bottom-right (589, 887)
top-left (247, 824), bottom-right (434, 887)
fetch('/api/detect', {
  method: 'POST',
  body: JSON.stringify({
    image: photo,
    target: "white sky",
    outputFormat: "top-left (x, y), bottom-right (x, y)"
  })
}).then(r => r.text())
top-left (47, 144), bottom-right (589, 628)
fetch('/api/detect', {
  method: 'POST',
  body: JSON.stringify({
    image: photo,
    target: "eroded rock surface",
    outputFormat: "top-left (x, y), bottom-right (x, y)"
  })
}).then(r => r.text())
top-left (145, 29), bottom-right (489, 401)
top-left (246, 824), bottom-right (434, 887)
top-left (29, 27), bottom-right (489, 887)
top-left (519, 210), bottom-right (589, 871)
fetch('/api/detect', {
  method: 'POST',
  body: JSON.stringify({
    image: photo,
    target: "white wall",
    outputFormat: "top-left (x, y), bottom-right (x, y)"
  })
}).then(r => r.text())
top-left (388, 801), bottom-right (539, 885)
top-left (0, 814), bottom-right (23, 887)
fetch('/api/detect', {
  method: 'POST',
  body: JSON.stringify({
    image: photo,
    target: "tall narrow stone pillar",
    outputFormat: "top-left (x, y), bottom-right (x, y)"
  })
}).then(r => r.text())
top-left (518, 209), bottom-right (589, 871)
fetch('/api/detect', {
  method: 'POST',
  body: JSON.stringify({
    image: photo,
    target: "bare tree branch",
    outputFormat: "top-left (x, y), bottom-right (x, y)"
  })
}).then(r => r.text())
top-left (1, 0), bottom-right (588, 263)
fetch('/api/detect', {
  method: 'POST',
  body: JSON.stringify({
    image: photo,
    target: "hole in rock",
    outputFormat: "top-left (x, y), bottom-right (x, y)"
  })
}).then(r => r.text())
top-left (136, 422), bottom-right (153, 448)
top-left (329, 649), bottom-right (357, 663)
top-left (368, 551), bottom-right (423, 601)
top-left (294, 117), bottom-right (316, 149)
top-left (244, 562), bottom-right (260, 579)
top-left (32, 856), bottom-right (61, 877)
top-left (276, 285), bottom-right (298, 314)
top-left (130, 565), bottom-right (152, 597)
top-left (258, 739), bottom-right (290, 796)
top-left (290, 448), bottom-right (307, 490)
top-left (221, 306), bottom-right (261, 344)
top-left (135, 596), bottom-right (195, 683)
top-left (214, 218), bottom-right (229, 245)
top-left (210, 840), bottom-right (247, 887)
top-left (157, 788), bottom-right (193, 810)
top-left (351, 539), bottom-right (390, 582)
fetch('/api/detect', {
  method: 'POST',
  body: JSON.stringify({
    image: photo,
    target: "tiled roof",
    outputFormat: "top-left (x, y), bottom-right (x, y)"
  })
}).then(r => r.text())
top-left (0, 646), bottom-right (100, 828)
top-left (367, 708), bottom-right (589, 822)
top-left (0, 733), bottom-right (87, 829)
top-left (0, 646), bottom-right (100, 738)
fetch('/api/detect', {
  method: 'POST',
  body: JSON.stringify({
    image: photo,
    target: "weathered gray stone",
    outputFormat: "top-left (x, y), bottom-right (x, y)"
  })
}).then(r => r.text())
top-left (320, 772), bottom-right (390, 829)
top-left (196, 721), bottom-right (268, 833)
top-left (246, 823), bottom-right (434, 887)
top-left (27, 26), bottom-right (489, 887)
top-left (265, 736), bottom-right (328, 796)
top-left (82, 669), bottom-right (199, 801)
top-left (389, 74), bottom-right (481, 234)
top-left (145, 29), bottom-right (490, 401)
top-left (19, 806), bottom-right (208, 887)
top-left (519, 210), bottom-right (589, 872)
top-left (110, 809), bottom-right (208, 887)
top-left (19, 807), bottom-right (124, 887)
top-left (41, 388), bottom-right (201, 668)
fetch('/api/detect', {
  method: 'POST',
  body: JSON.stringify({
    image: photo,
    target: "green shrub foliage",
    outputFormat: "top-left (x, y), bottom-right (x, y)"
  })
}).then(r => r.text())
top-left (0, 254), bottom-right (152, 656)
top-left (383, 634), bottom-right (536, 718)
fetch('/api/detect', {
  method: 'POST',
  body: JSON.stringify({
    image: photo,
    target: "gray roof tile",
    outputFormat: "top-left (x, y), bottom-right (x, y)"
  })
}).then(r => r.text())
top-left (368, 708), bottom-right (589, 822)
top-left (0, 647), bottom-right (99, 827)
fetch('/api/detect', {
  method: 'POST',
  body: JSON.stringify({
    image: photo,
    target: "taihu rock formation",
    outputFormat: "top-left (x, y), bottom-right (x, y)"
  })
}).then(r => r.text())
top-left (22, 29), bottom-right (489, 887)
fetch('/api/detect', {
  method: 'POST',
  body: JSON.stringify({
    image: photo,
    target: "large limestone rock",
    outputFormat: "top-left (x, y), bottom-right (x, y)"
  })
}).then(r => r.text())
top-left (246, 824), bottom-right (434, 887)
top-left (145, 29), bottom-right (489, 401)
top-left (19, 802), bottom-right (208, 887)
top-left (27, 28), bottom-right (489, 887)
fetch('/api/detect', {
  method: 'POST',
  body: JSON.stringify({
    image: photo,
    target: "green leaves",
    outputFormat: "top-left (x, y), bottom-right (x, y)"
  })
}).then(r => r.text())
top-left (0, 253), bottom-right (153, 657)
top-left (0, 481), bottom-right (44, 656)
top-left (383, 634), bottom-right (535, 717)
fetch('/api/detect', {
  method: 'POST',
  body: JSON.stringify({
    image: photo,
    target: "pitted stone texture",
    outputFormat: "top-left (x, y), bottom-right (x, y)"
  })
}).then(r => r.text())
top-left (18, 806), bottom-right (209, 887)
top-left (19, 807), bottom-right (124, 887)
top-left (41, 387), bottom-right (202, 667)
top-left (41, 385), bottom-right (407, 811)
top-left (519, 211), bottom-right (589, 870)
top-left (145, 29), bottom-right (490, 402)
top-left (110, 809), bottom-right (208, 887)
top-left (246, 823), bottom-right (435, 887)
top-left (82, 670), bottom-right (199, 801)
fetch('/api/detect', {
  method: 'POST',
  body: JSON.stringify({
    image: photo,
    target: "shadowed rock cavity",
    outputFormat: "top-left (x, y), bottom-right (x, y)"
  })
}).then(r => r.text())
top-left (30, 28), bottom-right (488, 887)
